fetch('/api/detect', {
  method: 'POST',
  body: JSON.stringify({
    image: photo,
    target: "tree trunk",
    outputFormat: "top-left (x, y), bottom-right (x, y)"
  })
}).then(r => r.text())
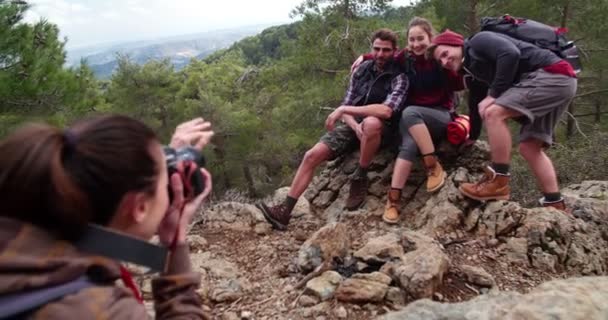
top-left (465, 0), bottom-right (480, 33)
top-left (566, 101), bottom-right (575, 137)
top-left (242, 165), bottom-right (258, 197)
top-left (560, 0), bottom-right (571, 28)
top-left (596, 70), bottom-right (603, 123)
top-left (212, 135), bottom-right (232, 189)
top-left (561, 1), bottom-right (576, 136)
top-left (343, 0), bottom-right (351, 19)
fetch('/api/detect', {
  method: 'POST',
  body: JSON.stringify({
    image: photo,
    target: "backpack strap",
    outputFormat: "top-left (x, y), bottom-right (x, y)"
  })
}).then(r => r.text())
top-left (0, 276), bottom-right (95, 319)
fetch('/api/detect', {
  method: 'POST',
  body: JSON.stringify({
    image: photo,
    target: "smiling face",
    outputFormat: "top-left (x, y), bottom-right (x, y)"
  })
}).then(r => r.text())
top-left (408, 25), bottom-right (431, 56)
top-left (372, 38), bottom-right (395, 69)
top-left (433, 44), bottom-right (464, 72)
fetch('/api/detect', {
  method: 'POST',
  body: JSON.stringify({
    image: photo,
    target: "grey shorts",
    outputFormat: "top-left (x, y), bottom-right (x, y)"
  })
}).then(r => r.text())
top-left (319, 119), bottom-right (397, 158)
top-left (495, 69), bottom-right (577, 146)
top-left (398, 106), bottom-right (452, 161)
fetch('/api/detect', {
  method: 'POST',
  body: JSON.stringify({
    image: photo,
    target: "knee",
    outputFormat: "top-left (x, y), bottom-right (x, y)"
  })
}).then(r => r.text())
top-left (401, 109), bottom-right (423, 129)
top-left (362, 117), bottom-right (383, 137)
top-left (484, 105), bottom-right (510, 123)
top-left (302, 146), bottom-right (327, 166)
top-left (519, 140), bottom-right (543, 159)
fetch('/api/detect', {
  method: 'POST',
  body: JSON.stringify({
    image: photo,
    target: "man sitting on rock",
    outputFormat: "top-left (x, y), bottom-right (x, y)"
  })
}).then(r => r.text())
top-left (257, 28), bottom-right (409, 230)
top-left (429, 30), bottom-right (577, 211)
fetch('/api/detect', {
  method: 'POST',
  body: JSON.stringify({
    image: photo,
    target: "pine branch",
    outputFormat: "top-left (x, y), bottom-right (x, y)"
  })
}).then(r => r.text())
top-left (574, 89), bottom-right (608, 99)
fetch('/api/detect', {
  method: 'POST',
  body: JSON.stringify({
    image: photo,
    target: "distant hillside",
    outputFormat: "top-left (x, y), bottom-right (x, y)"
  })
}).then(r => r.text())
top-left (67, 24), bottom-right (274, 79)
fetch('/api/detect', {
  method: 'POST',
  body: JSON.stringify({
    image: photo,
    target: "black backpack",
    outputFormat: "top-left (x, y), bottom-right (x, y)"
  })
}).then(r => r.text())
top-left (480, 15), bottom-right (582, 73)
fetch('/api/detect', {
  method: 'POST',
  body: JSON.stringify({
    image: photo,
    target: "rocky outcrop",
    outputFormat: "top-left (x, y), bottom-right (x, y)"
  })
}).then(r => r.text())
top-left (383, 276), bottom-right (608, 320)
top-left (173, 142), bottom-right (608, 319)
top-left (302, 142), bottom-right (608, 276)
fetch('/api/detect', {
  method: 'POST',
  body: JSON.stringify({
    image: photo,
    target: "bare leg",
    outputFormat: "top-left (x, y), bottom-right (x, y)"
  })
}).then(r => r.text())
top-left (288, 143), bottom-right (332, 198)
top-left (408, 123), bottom-right (434, 155)
top-left (519, 139), bottom-right (559, 193)
top-left (391, 158), bottom-right (414, 189)
top-left (484, 104), bottom-right (522, 164)
top-left (359, 117), bottom-right (383, 167)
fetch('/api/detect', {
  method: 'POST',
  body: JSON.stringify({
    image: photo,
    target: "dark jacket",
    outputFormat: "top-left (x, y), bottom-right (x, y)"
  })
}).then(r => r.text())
top-left (346, 59), bottom-right (408, 122)
top-left (464, 31), bottom-right (562, 140)
top-left (362, 50), bottom-right (464, 109)
top-left (0, 217), bottom-right (209, 319)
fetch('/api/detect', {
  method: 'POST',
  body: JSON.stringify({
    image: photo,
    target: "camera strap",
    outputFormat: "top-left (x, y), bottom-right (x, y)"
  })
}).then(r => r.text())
top-left (75, 224), bottom-right (168, 273)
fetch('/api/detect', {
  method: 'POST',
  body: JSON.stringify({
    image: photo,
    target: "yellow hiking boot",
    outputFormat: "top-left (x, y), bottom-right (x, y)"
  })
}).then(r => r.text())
top-left (422, 154), bottom-right (446, 193)
top-left (383, 189), bottom-right (401, 224)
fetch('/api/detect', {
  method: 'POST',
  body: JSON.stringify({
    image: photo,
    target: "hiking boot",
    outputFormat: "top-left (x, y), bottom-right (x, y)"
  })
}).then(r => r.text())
top-left (383, 189), bottom-right (401, 224)
top-left (256, 202), bottom-right (291, 231)
top-left (459, 166), bottom-right (510, 201)
top-left (345, 175), bottom-right (368, 210)
top-left (422, 154), bottom-right (446, 193)
top-left (539, 197), bottom-right (572, 216)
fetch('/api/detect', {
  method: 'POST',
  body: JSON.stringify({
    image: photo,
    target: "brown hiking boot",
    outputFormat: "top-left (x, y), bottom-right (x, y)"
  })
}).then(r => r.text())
top-left (383, 189), bottom-right (401, 224)
top-left (345, 175), bottom-right (368, 210)
top-left (459, 166), bottom-right (510, 201)
top-left (256, 202), bottom-right (291, 231)
top-left (539, 197), bottom-right (573, 216)
top-left (422, 154), bottom-right (446, 193)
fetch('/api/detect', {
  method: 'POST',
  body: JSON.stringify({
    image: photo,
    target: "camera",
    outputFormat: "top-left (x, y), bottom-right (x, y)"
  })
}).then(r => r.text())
top-left (163, 146), bottom-right (206, 201)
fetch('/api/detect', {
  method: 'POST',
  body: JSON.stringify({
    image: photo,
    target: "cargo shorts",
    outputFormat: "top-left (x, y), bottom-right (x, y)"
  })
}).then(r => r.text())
top-left (495, 69), bottom-right (577, 146)
top-left (319, 119), bottom-right (398, 158)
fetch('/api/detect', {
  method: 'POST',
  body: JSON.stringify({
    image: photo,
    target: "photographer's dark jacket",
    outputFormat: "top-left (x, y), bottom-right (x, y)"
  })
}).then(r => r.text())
top-left (463, 31), bottom-right (572, 140)
top-left (344, 59), bottom-right (408, 122)
top-left (0, 217), bottom-right (209, 319)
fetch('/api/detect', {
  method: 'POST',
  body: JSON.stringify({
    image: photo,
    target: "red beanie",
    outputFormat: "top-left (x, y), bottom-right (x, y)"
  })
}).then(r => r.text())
top-left (432, 29), bottom-right (464, 47)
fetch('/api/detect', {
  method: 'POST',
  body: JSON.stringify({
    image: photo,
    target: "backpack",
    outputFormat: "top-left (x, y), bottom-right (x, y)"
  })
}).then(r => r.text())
top-left (480, 15), bottom-right (582, 73)
top-left (0, 276), bottom-right (95, 319)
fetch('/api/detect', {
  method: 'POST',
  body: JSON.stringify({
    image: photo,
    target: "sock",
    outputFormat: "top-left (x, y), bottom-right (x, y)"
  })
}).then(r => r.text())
top-left (543, 192), bottom-right (562, 203)
top-left (491, 163), bottom-right (510, 175)
top-left (388, 188), bottom-right (402, 201)
top-left (355, 166), bottom-right (369, 178)
top-left (284, 196), bottom-right (298, 213)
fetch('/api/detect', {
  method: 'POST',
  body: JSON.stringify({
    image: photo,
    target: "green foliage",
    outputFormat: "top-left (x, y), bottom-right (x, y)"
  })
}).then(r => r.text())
top-left (1, 0), bottom-right (608, 198)
top-left (511, 129), bottom-right (608, 206)
top-left (0, 0), bottom-right (103, 134)
top-left (104, 56), bottom-right (181, 136)
top-left (291, 0), bottom-right (394, 19)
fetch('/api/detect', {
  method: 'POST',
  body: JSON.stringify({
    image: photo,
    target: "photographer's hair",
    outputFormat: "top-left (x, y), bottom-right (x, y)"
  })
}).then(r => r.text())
top-left (407, 16), bottom-right (435, 39)
top-left (0, 115), bottom-right (160, 241)
top-left (371, 28), bottom-right (398, 48)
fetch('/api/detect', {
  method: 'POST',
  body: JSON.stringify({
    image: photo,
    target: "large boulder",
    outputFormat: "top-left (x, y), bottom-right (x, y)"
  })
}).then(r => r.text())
top-left (382, 276), bottom-right (608, 320)
top-left (298, 222), bottom-right (351, 272)
top-left (385, 232), bottom-right (450, 300)
top-left (335, 272), bottom-right (392, 303)
top-left (201, 201), bottom-right (270, 232)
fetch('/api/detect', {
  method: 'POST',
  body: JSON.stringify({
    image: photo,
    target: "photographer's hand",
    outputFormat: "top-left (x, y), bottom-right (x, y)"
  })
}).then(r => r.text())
top-left (158, 167), bottom-right (213, 247)
top-left (170, 117), bottom-right (214, 150)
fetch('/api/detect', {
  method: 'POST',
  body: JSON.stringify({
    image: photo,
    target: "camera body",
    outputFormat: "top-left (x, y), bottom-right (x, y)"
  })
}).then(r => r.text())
top-left (163, 146), bottom-right (206, 201)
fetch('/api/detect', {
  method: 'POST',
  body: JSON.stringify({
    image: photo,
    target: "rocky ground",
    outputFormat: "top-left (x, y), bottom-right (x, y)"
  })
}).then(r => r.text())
top-left (137, 142), bottom-right (608, 319)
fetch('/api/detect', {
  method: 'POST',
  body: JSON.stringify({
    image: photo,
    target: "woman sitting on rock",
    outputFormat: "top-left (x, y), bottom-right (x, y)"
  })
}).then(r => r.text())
top-left (352, 17), bottom-right (465, 224)
top-left (0, 115), bottom-right (213, 319)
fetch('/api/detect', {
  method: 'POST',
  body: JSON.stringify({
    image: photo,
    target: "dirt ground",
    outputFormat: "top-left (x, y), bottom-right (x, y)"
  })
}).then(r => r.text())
top-left (187, 207), bottom-right (567, 320)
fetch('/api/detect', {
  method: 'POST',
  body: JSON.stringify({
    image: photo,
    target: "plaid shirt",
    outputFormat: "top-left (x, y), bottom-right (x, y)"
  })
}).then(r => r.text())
top-left (342, 65), bottom-right (408, 115)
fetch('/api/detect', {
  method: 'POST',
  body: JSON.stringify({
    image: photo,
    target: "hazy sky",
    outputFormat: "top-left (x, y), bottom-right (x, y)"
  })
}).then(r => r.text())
top-left (24, 0), bottom-right (411, 49)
